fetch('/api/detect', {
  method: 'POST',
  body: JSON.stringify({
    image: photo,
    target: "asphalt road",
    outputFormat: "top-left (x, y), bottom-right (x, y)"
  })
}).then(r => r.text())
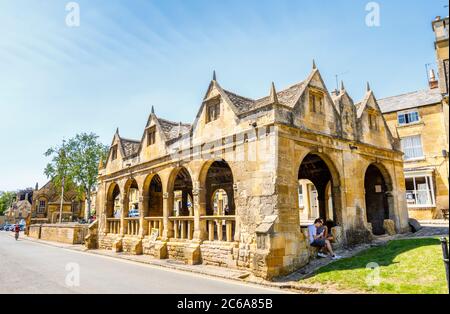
top-left (0, 232), bottom-right (287, 294)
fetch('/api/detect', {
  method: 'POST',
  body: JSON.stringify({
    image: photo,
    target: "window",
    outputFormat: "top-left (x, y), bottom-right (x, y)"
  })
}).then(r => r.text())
top-left (368, 113), bottom-right (379, 131)
top-left (147, 127), bottom-right (156, 146)
top-left (206, 100), bottom-right (220, 123)
top-left (401, 135), bottom-right (424, 160)
top-left (405, 175), bottom-right (435, 207)
top-left (38, 200), bottom-right (46, 213)
top-left (71, 202), bottom-right (80, 213)
top-left (111, 145), bottom-right (118, 160)
top-left (298, 185), bottom-right (304, 207)
top-left (398, 110), bottom-right (420, 125)
top-left (309, 91), bottom-right (324, 113)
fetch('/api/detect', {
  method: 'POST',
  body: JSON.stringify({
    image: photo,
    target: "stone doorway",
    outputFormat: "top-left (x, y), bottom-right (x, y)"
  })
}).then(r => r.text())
top-left (364, 164), bottom-right (390, 235)
top-left (298, 154), bottom-right (338, 223)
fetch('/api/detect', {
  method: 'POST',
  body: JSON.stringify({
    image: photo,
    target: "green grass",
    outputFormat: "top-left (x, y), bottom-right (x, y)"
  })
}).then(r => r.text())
top-left (303, 238), bottom-right (449, 294)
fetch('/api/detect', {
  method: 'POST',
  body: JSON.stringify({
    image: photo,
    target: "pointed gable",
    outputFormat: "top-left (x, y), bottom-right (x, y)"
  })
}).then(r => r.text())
top-left (334, 88), bottom-right (357, 140)
top-left (356, 88), bottom-right (398, 149)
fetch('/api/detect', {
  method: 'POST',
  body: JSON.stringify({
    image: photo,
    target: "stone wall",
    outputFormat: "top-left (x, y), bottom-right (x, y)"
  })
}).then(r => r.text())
top-left (200, 241), bottom-right (238, 267)
top-left (28, 224), bottom-right (42, 239)
top-left (38, 223), bottom-right (89, 244)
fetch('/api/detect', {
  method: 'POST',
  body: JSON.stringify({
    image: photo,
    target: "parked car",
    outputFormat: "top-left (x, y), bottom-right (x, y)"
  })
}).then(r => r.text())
top-left (3, 224), bottom-right (13, 231)
top-left (128, 209), bottom-right (140, 218)
top-left (0, 224), bottom-right (6, 231)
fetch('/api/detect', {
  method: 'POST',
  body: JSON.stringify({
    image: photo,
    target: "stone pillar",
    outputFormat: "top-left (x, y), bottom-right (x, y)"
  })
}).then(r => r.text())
top-left (193, 184), bottom-right (207, 241)
top-left (139, 196), bottom-right (148, 237)
top-left (120, 193), bottom-right (129, 235)
top-left (316, 185), bottom-right (327, 220)
top-left (104, 200), bottom-right (114, 234)
top-left (162, 192), bottom-right (174, 240)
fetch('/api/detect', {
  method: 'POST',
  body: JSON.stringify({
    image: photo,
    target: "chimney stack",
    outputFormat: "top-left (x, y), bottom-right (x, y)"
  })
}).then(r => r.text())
top-left (428, 69), bottom-right (439, 89)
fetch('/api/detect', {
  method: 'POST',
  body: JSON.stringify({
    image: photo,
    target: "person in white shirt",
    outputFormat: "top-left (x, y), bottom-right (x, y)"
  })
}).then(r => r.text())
top-left (307, 218), bottom-right (342, 260)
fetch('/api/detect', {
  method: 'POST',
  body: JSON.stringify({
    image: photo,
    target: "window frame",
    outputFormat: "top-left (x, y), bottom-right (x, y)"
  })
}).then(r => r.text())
top-left (206, 99), bottom-right (221, 123)
top-left (309, 90), bottom-right (324, 114)
top-left (405, 174), bottom-right (436, 208)
top-left (147, 126), bottom-right (156, 146)
top-left (397, 110), bottom-right (420, 126)
top-left (401, 135), bottom-right (425, 161)
top-left (37, 199), bottom-right (46, 214)
top-left (111, 145), bottom-right (118, 161)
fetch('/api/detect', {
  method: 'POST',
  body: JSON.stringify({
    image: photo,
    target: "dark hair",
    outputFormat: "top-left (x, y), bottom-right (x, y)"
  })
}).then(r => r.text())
top-left (314, 218), bottom-right (322, 224)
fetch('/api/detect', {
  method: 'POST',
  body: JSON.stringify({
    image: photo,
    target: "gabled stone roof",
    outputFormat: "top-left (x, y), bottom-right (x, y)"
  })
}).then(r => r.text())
top-left (377, 88), bottom-right (442, 113)
top-left (158, 118), bottom-right (191, 141)
top-left (120, 138), bottom-right (141, 157)
top-left (223, 81), bottom-right (305, 114)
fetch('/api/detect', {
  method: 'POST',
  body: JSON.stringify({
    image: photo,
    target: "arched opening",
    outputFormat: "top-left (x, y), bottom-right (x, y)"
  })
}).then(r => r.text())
top-left (298, 153), bottom-right (339, 224)
top-left (172, 167), bottom-right (193, 217)
top-left (298, 179), bottom-right (319, 222)
top-left (211, 189), bottom-right (231, 216)
top-left (143, 174), bottom-right (163, 217)
top-left (364, 164), bottom-right (391, 235)
top-left (205, 160), bottom-right (235, 215)
top-left (203, 160), bottom-right (236, 242)
top-left (124, 179), bottom-right (139, 218)
top-left (106, 183), bottom-right (121, 218)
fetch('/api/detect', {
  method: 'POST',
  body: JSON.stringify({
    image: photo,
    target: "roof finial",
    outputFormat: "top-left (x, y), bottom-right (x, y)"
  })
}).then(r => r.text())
top-left (213, 70), bottom-right (217, 81)
top-left (269, 82), bottom-right (278, 104)
top-left (151, 105), bottom-right (155, 114)
top-left (115, 127), bottom-right (119, 135)
top-left (98, 158), bottom-right (104, 170)
top-left (366, 81), bottom-right (371, 92)
top-left (312, 59), bottom-right (317, 70)
top-left (340, 80), bottom-right (345, 91)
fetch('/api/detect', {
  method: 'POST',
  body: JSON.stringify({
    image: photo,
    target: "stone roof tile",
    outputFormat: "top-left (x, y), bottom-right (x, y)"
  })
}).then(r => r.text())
top-left (377, 88), bottom-right (442, 113)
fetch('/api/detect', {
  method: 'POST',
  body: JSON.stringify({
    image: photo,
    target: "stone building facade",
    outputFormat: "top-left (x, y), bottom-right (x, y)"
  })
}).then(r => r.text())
top-left (4, 189), bottom-right (33, 223)
top-left (378, 15), bottom-right (449, 220)
top-left (96, 65), bottom-right (409, 279)
top-left (31, 181), bottom-right (85, 223)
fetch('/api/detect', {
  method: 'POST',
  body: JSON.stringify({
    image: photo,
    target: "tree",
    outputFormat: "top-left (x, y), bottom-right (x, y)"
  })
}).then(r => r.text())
top-left (65, 133), bottom-right (108, 221)
top-left (44, 140), bottom-right (73, 223)
top-left (0, 192), bottom-right (16, 215)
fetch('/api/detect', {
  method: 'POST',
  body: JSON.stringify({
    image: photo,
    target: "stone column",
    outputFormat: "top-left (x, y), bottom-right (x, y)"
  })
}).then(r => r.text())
top-left (193, 183), bottom-right (207, 241)
top-left (139, 195), bottom-right (148, 237)
top-left (162, 192), bottom-right (174, 240)
top-left (120, 193), bottom-right (129, 236)
top-left (107, 200), bottom-right (115, 233)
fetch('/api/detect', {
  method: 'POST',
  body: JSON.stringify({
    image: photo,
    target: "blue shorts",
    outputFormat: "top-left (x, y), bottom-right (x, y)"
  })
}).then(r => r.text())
top-left (311, 239), bottom-right (326, 247)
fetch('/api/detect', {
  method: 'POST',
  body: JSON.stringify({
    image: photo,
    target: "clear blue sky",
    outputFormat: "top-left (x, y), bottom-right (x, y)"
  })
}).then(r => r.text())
top-left (0, 0), bottom-right (448, 191)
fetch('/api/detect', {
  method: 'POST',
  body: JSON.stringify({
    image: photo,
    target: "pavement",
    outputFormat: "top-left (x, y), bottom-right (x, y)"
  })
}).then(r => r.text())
top-left (0, 232), bottom-right (289, 294)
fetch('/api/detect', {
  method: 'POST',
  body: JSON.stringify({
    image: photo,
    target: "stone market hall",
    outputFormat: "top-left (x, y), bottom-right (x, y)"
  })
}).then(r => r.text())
top-left (95, 64), bottom-right (409, 279)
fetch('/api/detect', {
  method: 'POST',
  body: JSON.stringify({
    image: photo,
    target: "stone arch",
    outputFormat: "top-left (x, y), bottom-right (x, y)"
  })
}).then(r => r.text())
top-left (297, 151), bottom-right (342, 224)
top-left (167, 166), bottom-right (194, 217)
top-left (363, 162), bottom-right (394, 235)
top-left (142, 173), bottom-right (163, 217)
top-left (123, 178), bottom-right (139, 217)
top-left (199, 159), bottom-right (236, 216)
top-left (106, 182), bottom-right (121, 218)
